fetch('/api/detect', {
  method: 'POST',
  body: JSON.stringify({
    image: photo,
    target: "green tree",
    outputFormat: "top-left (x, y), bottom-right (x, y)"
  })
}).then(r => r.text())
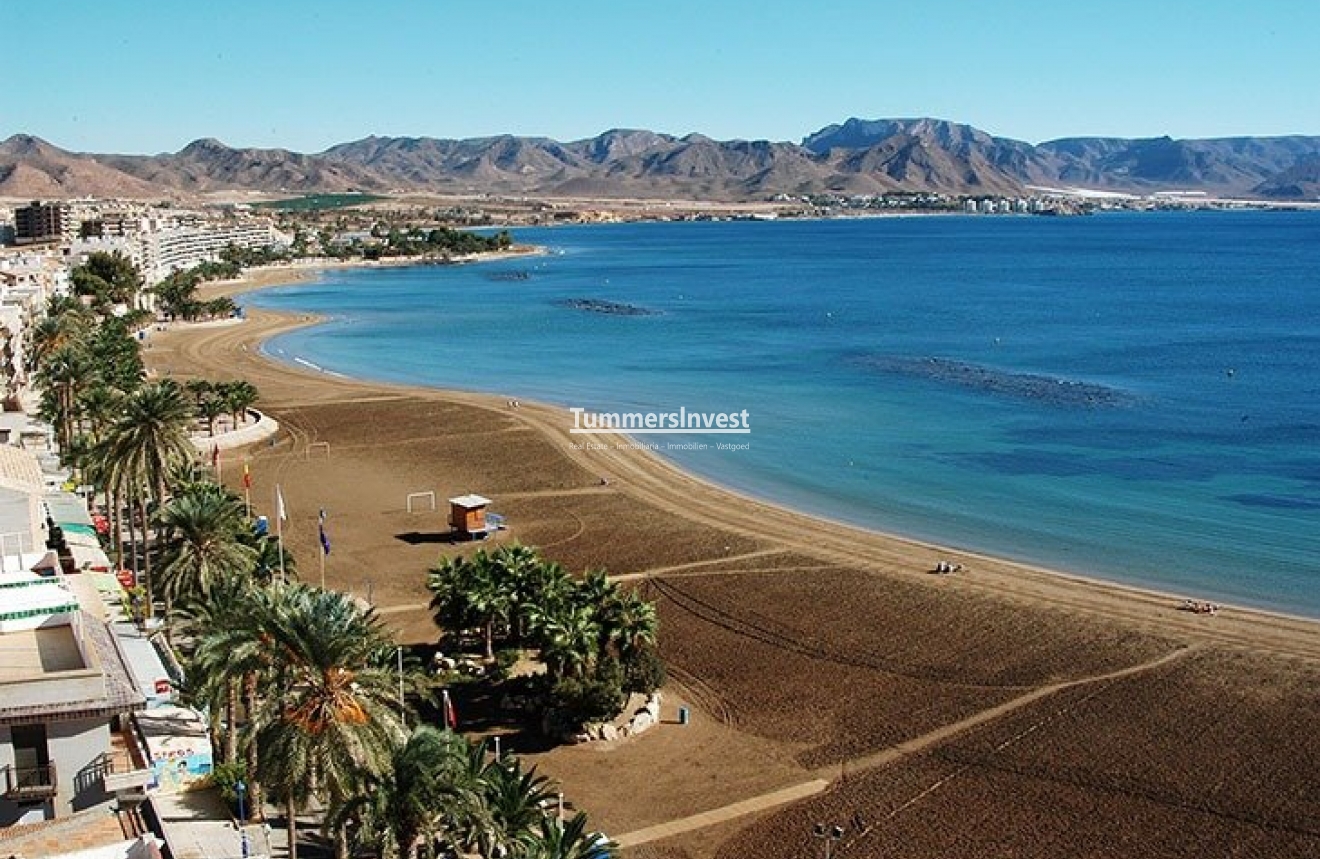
top-left (71, 251), bottom-right (142, 309)
top-left (156, 482), bottom-right (258, 612)
top-left (178, 576), bottom-right (258, 764)
top-left (26, 303), bottom-right (94, 371)
top-left (153, 269), bottom-right (201, 319)
top-left (598, 586), bottom-right (658, 664)
top-left (35, 343), bottom-right (90, 453)
top-left (84, 316), bottom-right (145, 392)
top-left (527, 600), bottom-right (600, 682)
top-left (252, 585), bottom-right (408, 859)
top-left (428, 550), bottom-right (513, 660)
top-left (480, 754), bottom-right (558, 857)
top-left (328, 726), bottom-right (483, 859)
top-left (218, 379), bottom-right (260, 427)
top-left (513, 812), bottom-right (616, 859)
top-left (244, 532), bottom-right (297, 584)
top-left (196, 389), bottom-right (227, 437)
top-left (101, 380), bottom-right (196, 614)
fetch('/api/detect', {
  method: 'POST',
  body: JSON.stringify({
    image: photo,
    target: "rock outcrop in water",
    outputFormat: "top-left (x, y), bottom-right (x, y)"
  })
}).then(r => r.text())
top-left (857, 356), bottom-right (1133, 408)
top-left (554, 298), bottom-right (661, 317)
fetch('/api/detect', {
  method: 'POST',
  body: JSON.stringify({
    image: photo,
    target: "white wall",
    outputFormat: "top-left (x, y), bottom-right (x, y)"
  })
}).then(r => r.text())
top-left (48, 716), bottom-right (112, 815)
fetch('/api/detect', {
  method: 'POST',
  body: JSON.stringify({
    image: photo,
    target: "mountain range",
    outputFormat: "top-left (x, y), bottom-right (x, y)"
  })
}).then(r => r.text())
top-left (3, 118), bottom-right (1319, 202)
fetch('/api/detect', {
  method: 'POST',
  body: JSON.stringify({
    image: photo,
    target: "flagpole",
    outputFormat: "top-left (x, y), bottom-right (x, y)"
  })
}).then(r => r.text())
top-left (242, 462), bottom-right (251, 518)
top-left (318, 508), bottom-right (329, 589)
top-left (397, 646), bottom-right (406, 726)
top-left (276, 485), bottom-right (286, 583)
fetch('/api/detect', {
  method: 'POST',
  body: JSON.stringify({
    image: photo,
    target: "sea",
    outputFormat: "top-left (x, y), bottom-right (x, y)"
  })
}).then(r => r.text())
top-left (243, 211), bottom-right (1320, 618)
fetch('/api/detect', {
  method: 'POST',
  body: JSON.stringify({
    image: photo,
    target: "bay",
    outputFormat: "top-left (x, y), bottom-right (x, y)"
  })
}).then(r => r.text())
top-left (245, 211), bottom-right (1320, 617)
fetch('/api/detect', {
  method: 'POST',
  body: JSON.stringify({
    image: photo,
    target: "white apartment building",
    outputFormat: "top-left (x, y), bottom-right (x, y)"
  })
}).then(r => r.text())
top-left (0, 447), bottom-right (145, 826)
top-left (138, 220), bottom-right (280, 285)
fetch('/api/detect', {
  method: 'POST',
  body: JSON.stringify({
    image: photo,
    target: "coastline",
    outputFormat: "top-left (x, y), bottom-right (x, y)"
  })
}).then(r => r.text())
top-left (148, 260), bottom-right (1320, 854)
top-left (164, 261), bottom-right (1320, 658)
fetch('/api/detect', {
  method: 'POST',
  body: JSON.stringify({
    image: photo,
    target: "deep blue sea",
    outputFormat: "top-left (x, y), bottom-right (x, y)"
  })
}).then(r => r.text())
top-left (244, 212), bottom-right (1320, 617)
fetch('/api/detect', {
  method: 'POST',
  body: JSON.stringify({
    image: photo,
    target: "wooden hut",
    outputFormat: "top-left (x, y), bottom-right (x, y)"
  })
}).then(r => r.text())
top-left (449, 494), bottom-right (492, 540)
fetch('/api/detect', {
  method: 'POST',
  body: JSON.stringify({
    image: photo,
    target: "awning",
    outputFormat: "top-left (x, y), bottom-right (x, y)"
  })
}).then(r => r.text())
top-left (28, 549), bottom-right (60, 574)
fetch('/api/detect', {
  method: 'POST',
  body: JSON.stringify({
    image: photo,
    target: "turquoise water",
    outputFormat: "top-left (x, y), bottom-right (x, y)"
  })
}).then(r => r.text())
top-left (245, 212), bottom-right (1320, 616)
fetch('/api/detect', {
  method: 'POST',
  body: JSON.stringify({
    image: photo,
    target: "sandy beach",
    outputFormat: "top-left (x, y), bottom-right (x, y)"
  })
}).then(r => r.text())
top-left (146, 265), bottom-right (1320, 858)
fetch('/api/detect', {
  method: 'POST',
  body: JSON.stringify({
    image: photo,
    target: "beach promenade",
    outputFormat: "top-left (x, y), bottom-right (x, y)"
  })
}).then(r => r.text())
top-left (138, 269), bottom-right (1320, 859)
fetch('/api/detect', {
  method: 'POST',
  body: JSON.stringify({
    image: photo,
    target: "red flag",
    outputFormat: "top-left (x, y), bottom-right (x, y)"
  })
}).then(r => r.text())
top-left (443, 689), bottom-right (457, 729)
top-left (242, 461), bottom-right (252, 489)
top-left (211, 445), bottom-right (219, 469)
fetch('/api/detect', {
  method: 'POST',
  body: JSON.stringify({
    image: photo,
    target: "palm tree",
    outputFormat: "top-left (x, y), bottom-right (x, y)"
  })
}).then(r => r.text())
top-left (598, 587), bottom-right (658, 663)
top-left (35, 343), bottom-right (90, 453)
top-left (245, 532), bottom-right (298, 585)
top-left (428, 550), bottom-right (513, 660)
top-left (75, 384), bottom-right (124, 446)
top-left (513, 812), bottom-right (616, 859)
top-left (101, 380), bottom-right (196, 614)
top-left (186, 582), bottom-right (293, 810)
top-left (177, 576), bottom-right (257, 763)
top-left (196, 390), bottom-right (227, 437)
top-left (481, 755), bottom-right (558, 857)
top-left (328, 726), bottom-right (484, 859)
top-left (26, 301), bottom-right (94, 371)
top-left (494, 543), bottom-right (554, 642)
top-left (527, 600), bottom-right (600, 682)
top-left (252, 585), bottom-right (408, 859)
top-left (156, 482), bottom-right (258, 612)
top-left (219, 379), bottom-right (260, 427)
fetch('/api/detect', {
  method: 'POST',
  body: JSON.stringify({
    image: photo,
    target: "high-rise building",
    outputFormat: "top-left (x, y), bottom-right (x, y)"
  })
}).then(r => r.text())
top-left (13, 202), bottom-right (72, 246)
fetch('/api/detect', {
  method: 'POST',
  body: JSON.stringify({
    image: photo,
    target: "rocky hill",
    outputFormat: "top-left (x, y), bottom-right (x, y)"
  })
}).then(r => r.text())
top-left (4, 118), bottom-right (1319, 201)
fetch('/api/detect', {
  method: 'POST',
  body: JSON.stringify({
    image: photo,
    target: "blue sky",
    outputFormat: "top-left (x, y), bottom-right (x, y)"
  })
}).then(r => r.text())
top-left (5, 0), bottom-right (1317, 153)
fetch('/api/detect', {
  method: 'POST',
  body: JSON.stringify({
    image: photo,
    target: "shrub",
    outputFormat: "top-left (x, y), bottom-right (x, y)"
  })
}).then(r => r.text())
top-left (550, 675), bottom-right (624, 725)
top-left (622, 645), bottom-right (666, 695)
top-left (491, 647), bottom-right (521, 682)
top-left (209, 759), bottom-right (250, 814)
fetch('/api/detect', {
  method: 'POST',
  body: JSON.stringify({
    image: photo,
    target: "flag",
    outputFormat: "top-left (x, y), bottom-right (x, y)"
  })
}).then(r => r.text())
top-left (318, 508), bottom-right (331, 556)
top-left (276, 485), bottom-right (287, 523)
top-left (210, 445), bottom-right (219, 469)
top-left (242, 461), bottom-right (252, 489)
top-left (442, 688), bottom-right (457, 729)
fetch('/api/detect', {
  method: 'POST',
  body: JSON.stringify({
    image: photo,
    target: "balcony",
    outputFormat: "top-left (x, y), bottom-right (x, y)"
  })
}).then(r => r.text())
top-left (2, 762), bottom-right (57, 800)
top-left (101, 726), bottom-right (153, 793)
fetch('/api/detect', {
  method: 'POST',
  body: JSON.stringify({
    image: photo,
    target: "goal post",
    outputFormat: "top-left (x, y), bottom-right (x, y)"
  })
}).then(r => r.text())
top-left (406, 491), bottom-right (437, 513)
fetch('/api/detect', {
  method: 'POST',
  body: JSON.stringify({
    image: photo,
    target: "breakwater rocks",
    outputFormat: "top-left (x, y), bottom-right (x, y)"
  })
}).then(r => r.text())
top-left (553, 297), bottom-right (662, 316)
top-left (547, 692), bottom-right (665, 745)
top-left (859, 356), bottom-right (1134, 408)
top-left (485, 270), bottom-right (532, 281)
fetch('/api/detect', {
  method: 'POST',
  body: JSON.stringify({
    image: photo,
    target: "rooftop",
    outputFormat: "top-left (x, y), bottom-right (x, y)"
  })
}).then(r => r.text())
top-left (0, 442), bottom-right (44, 492)
top-left (0, 611), bottom-right (144, 724)
top-left (0, 623), bottom-right (87, 682)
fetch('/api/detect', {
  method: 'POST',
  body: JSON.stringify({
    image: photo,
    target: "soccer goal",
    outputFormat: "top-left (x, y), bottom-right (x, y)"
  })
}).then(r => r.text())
top-left (406, 491), bottom-right (437, 513)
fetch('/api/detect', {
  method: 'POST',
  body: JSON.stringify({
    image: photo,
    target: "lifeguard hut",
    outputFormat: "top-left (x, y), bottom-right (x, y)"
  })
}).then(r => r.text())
top-left (449, 494), bottom-right (496, 540)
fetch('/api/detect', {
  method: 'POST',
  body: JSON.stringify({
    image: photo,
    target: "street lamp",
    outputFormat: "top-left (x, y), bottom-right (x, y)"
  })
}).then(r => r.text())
top-left (236, 780), bottom-right (250, 858)
top-left (812, 823), bottom-right (844, 859)
top-left (397, 645), bottom-right (406, 726)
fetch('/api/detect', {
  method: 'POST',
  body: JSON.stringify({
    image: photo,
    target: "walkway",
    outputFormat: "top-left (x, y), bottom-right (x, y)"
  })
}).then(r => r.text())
top-left (613, 780), bottom-right (830, 848)
top-left (151, 789), bottom-right (274, 859)
top-left (188, 409), bottom-right (280, 455)
top-left (613, 645), bottom-right (1194, 848)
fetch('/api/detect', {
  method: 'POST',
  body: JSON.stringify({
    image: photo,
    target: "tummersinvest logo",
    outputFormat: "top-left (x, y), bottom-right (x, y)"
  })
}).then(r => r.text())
top-left (569, 406), bottom-right (750, 434)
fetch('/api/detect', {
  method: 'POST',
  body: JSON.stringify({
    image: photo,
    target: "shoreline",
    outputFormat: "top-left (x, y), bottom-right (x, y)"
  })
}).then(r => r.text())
top-left (154, 261), bottom-right (1320, 659)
